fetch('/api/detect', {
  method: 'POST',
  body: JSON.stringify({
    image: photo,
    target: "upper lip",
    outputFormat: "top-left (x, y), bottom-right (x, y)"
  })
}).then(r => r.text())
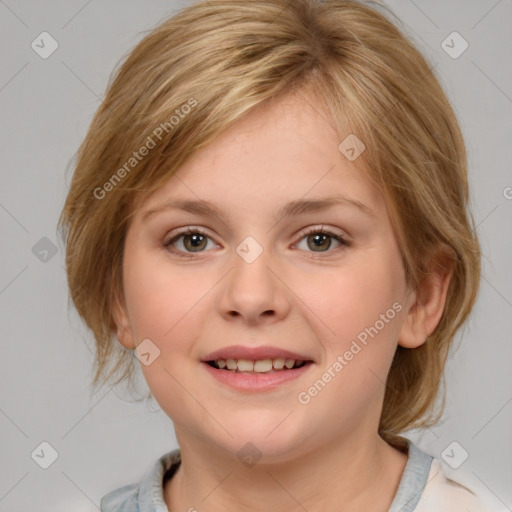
top-left (202, 345), bottom-right (314, 362)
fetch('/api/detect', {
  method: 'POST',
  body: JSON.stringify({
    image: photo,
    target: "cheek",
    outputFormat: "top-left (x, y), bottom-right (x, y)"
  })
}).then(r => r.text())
top-left (123, 249), bottom-right (204, 342)
top-left (291, 257), bottom-right (405, 431)
top-left (293, 242), bottom-right (407, 393)
top-left (310, 258), bottom-right (403, 340)
top-left (122, 250), bottom-right (214, 393)
top-left (122, 253), bottom-right (208, 419)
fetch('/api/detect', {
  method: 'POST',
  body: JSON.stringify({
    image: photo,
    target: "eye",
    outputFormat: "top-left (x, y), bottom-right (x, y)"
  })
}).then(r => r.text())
top-left (163, 225), bottom-right (350, 258)
top-left (163, 227), bottom-right (217, 256)
top-left (295, 226), bottom-right (349, 254)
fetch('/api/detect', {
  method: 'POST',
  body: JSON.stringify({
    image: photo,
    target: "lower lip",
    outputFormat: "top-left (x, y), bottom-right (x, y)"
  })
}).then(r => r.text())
top-left (201, 361), bottom-right (314, 392)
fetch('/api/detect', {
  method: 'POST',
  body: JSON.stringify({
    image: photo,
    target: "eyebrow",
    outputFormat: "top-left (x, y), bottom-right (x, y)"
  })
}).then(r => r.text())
top-left (141, 195), bottom-right (375, 223)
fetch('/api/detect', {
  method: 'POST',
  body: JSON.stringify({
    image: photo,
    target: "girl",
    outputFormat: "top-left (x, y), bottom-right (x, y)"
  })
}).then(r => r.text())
top-left (58, 1), bottom-right (503, 510)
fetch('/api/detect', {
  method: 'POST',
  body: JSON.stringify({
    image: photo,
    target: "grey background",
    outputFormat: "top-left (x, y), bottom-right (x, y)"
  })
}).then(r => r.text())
top-left (0, 1), bottom-right (511, 510)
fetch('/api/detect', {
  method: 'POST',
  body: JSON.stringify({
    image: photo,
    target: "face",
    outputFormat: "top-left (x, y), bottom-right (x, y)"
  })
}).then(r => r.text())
top-left (114, 90), bottom-right (415, 462)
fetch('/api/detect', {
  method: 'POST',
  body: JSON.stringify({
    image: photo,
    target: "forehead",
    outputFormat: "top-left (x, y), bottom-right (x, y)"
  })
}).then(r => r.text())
top-left (135, 90), bottom-right (384, 220)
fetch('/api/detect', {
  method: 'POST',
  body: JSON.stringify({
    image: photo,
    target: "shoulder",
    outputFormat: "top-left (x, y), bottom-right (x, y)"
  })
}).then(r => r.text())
top-left (100, 449), bottom-right (181, 512)
top-left (415, 457), bottom-right (506, 512)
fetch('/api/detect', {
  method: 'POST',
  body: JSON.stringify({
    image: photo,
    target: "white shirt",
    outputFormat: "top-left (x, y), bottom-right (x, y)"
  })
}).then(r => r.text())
top-left (390, 440), bottom-right (506, 511)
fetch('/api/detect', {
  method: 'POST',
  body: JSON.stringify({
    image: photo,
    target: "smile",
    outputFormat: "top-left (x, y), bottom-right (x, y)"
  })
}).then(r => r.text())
top-left (207, 358), bottom-right (308, 373)
top-left (202, 359), bottom-right (314, 392)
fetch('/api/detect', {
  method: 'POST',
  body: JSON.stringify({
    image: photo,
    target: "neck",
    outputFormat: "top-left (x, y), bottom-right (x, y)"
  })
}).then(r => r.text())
top-left (164, 431), bottom-right (408, 512)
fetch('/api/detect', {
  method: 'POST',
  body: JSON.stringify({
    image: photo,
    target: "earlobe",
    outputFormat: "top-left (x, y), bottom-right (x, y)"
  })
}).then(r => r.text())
top-left (112, 293), bottom-right (136, 350)
top-left (116, 325), bottom-right (136, 350)
top-left (398, 248), bottom-right (455, 349)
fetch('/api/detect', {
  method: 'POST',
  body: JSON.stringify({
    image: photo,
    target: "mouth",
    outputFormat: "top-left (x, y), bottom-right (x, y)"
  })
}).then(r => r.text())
top-left (205, 357), bottom-right (313, 374)
top-left (200, 345), bottom-right (315, 391)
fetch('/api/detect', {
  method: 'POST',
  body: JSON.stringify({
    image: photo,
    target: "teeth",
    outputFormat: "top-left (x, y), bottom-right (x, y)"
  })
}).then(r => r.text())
top-left (237, 359), bottom-right (254, 372)
top-left (213, 358), bottom-right (306, 373)
top-left (273, 358), bottom-right (285, 370)
top-left (254, 359), bottom-right (272, 372)
top-left (226, 359), bottom-right (237, 370)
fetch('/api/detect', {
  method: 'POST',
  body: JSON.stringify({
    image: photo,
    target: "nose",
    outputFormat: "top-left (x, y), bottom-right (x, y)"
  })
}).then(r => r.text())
top-left (216, 244), bottom-right (291, 326)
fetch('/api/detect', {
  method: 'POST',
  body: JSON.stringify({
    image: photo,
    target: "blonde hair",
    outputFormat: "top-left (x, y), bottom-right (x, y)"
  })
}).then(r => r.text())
top-left (57, 0), bottom-right (480, 448)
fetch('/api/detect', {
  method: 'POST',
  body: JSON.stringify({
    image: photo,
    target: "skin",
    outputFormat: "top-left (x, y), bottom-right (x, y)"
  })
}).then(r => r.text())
top-left (114, 88), bottom-right (452, 512)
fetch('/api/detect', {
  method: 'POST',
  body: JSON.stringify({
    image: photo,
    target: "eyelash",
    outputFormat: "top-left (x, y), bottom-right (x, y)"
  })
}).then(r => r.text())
top-left (163, 226), bottom-right (350, 258)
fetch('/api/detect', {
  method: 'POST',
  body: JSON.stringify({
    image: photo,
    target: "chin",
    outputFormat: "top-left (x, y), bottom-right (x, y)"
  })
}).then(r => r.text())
top-left (219, 416), bottom-right (309, 460)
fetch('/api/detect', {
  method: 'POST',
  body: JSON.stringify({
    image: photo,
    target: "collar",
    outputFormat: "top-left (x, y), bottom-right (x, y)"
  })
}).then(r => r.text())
top-left (101, 437), bottom-right (433, 511)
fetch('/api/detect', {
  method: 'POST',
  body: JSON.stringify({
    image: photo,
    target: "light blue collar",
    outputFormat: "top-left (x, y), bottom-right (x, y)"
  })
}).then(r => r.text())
top-left (101, 438), bottom-right (433, 511)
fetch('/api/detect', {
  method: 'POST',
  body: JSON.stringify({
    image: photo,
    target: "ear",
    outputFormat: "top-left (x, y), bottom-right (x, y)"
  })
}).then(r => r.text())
top-left (398, 246), bottom-right (455, 349)
top-left (112, 291), bottom-right (136, 350)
